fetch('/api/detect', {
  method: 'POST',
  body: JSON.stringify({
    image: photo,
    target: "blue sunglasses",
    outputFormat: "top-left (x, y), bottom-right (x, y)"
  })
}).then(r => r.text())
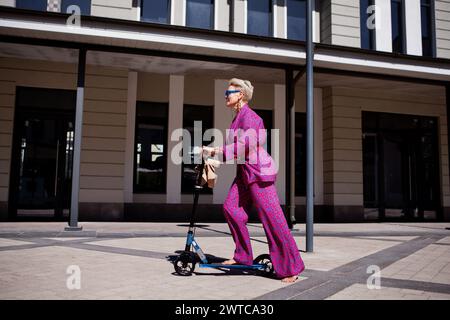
top-left (225, 90), bottom-right (240, 98)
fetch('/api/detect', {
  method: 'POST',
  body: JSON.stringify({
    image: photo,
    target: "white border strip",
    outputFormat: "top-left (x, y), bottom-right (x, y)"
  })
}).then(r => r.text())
top-left (0, 18), bottom-right (305, 59)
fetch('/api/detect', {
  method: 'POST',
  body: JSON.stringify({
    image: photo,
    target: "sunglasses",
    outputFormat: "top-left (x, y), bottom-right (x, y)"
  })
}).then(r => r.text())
top-left (225, 90), bottom-right (241, 98)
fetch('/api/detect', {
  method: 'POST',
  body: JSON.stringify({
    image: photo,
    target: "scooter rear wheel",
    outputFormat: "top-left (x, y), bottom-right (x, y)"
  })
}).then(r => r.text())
top-left (174, 252), bottom-right (196, 276)
top-left (253, 254), bottom-right (274, 277)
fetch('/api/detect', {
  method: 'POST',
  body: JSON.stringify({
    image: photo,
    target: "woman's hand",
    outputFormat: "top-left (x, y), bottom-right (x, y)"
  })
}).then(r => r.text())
top-left (202, 146), bottom-right (217, 157)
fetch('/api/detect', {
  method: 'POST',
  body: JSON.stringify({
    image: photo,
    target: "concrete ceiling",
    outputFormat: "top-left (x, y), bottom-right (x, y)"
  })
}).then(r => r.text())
top-left (0, 42), bottom-right (444, 97)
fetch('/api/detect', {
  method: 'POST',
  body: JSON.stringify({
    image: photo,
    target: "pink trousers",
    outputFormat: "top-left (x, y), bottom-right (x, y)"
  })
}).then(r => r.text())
top-left (223, 177), bottom-right (305, 278)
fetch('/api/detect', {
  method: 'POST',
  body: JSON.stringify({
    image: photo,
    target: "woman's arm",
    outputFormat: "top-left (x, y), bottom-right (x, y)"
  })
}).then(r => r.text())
top-left (217, 118), bottom-right (265, 163)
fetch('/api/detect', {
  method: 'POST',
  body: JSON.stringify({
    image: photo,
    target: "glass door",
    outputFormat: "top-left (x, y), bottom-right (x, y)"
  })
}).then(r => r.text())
top-left (9, 87), bottom-right (76, 220)
top-left (12, 112), bottom-right (74, 219)
top-left (362, 112), bottom-right (441, 221)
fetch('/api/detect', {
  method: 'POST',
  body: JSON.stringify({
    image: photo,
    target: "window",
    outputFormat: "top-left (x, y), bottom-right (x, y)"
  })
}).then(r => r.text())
top-left (287, 0), bottom-right (306, 41)
top-left (134, 102), bottom-right (168, 193)
top-left (391, 0), bottom-right (405, 53)
top-left (61, 0), bottom-right (91, 15)
top-left (181, 105), bottom-right (214, 194)
top-left (141, 0), bottom-right (170, 24)
top-left (247, 0), bottom-right (272, 37)
top-left (421, 0), bottom-right (434, 57)
top-left (295, 113), bottom-right (306, 196)
top-left (253, 109), bottom-right (273, 155)
top-left (360, 0), bottom-right (375, 50)
top-left (16, 0), bottom-right (47, 11)
top-left (186, 0), bottom-right (214, 29)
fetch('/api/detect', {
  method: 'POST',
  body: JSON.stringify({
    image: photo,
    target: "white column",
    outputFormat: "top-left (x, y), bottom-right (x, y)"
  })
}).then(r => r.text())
top-left (167, 75), bottom-right (184, 203)
top-left (274, 84), bottom-right (286, 203)
top-left (0, 1), bottom-right (15, 8)
top-left (124, 71), bottom-right (138, 203)
top-left (233, 0), bottom-right (247, 33)
top-left (314, 88), bottom-right (323, 205)
top-left (213, 79), bottom-right (235, 204)
top-left (215, 0), bottom-right (230, 31)
top-left (133, 3), bottom-right (140, 21)
top-left (273, 0), bottom-right (287, 38)
top-left (374, 0), bottom-right (393, 52)
top-left (313, 0), bottom-right (320, 43)
top-left (405, 0), bottom-right (422, 56)
top-left (171, 0), bottom-right (186, 26)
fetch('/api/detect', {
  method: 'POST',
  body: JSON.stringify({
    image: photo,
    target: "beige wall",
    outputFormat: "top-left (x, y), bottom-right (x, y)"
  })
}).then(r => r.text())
top-left (320, 0), bottom-right (361, 48)
top-left (320, 0), bottom-right (332, 44)
top-left (323, 86), bottom-right (449, 208)
top-left (436, 0), bottom-right (450, 59)
top-left (137, 73), bottom-right (170, 102)
top-left (79, 64), bottom-right (128, 204)
top-left (0, 57), bottom-right (78, 203)
top-left (91, 0), bottom-right (138, 21)
top-left (0, 57), bottom-right (129, 205)
top-left (184, 75), bottom-right (214, 106)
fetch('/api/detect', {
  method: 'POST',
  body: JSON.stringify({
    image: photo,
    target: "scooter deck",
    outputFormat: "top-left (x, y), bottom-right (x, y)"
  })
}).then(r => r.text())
top-left (199, 263), bottom-right (266, 270)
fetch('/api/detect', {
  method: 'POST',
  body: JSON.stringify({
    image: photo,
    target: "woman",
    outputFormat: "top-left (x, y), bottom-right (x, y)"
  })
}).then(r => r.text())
top-left (203, 78), bottom-right (305, 283)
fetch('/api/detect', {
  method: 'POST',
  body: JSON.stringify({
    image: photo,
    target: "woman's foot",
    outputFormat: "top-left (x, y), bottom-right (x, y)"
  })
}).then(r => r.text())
top-left (222, 259), bottom-right (237, 265)
top-left (281, 275), bottom-right (299, 283)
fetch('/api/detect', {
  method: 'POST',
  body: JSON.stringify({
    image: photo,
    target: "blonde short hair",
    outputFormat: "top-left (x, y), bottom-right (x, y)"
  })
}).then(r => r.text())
top-left (228, 78), bottom-right (254, 102)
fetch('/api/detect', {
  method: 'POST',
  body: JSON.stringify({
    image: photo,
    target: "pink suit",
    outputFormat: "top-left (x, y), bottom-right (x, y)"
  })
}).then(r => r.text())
top-left (218, 104), bottom-right (305, 279)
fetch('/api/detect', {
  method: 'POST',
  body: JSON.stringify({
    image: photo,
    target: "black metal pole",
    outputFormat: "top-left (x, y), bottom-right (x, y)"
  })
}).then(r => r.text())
top-left (306, 0), bottom-right (314, 252)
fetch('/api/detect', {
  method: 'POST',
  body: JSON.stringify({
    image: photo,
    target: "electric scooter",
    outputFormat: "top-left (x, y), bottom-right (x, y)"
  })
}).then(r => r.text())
top-left (173, 148), bottom-right (274, 277)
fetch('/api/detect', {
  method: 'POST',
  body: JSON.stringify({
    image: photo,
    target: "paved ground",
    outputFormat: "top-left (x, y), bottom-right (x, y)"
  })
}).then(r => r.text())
top-left (0, 222), bottom-right (449, 300)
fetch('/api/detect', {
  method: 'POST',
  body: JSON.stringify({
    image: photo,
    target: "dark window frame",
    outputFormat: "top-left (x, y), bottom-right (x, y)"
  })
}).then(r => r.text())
top-left (61, 0), bottom-right (92, 16)
top-left (253, 109), bottom-right (273, 155)
top-left (391, 0), bottom-right (406, 54)
top-left (133, 101), bottom-right (169, 194)
top-left (420, 0), bottom-right (437, 57)
top-left (247, 0), bottom-right (273, 37)
top-left (140, 0), bottom-right (171, 24)
top-left (186, 0), bottom-right (215, 30)
top-left (16, 0), bottom-right (48, 11)
top-left (360, 0), bottom-right (376, 50)
top-left (287, 0), bottom-right (307, 41)
top-left (181, 104), bottom-right (214, 194)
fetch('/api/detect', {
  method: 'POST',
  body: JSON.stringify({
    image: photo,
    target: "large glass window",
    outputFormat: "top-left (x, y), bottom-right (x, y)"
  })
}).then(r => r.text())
top-left (391, 0), bottom-right (405, 53)
top-left (287, 0), bottom-right (306, 41)
top-left (295, 113), bottom-right (306, 196)
top-left (421, 0), bottom-right (434, 57)
top-left (134, 102), bottom-right (168, 193)
top-left (61, 0), bottom-right (91, 15)
top-left (247, 0), bottom-right (272, 37)
top-left (16, 0), bottom-right (48, 11)
top-left (360, 0), bottom-right (375, 50)
top-left (253, 109), bottom-right (273, 155)
top-left (181, 105), bottom-right (214, 194)
top-left (186, 0), bottom-right (214, 29)
top-left (141, 0), bottom-right (170, 24)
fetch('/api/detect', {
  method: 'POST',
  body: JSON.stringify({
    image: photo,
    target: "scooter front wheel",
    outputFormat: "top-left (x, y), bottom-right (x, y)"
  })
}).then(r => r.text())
top-left (253, 254), bottom-right (274, 277)
top-left (174, 252), bottom-right (196, 276)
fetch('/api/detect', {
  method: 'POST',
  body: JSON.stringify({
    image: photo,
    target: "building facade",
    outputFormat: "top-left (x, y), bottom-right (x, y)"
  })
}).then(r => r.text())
top-left (0, 0), bottom-right (449, 223)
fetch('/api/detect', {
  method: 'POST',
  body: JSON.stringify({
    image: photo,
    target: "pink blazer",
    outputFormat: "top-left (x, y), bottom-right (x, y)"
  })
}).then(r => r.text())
top-left (219, 103), bottom-right (277, 185)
